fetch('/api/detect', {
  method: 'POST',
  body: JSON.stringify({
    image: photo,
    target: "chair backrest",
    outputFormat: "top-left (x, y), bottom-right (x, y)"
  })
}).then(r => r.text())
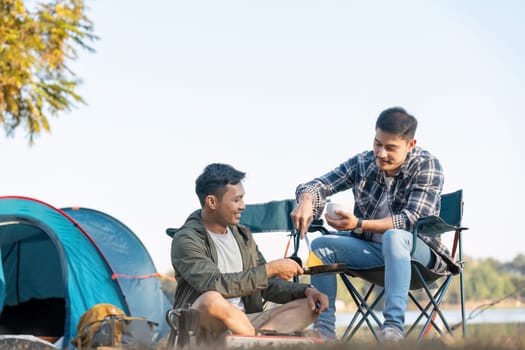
top-left (240, 199), bottom-right (297, 233)
top-left (240, 191), bottom-right (463, 233)
top-left (439, 189), bottom-right (463, 226)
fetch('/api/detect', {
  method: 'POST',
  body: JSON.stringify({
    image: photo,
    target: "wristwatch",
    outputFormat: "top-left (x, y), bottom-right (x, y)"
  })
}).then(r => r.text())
top-left (353, 218), bottom-right (363, 234)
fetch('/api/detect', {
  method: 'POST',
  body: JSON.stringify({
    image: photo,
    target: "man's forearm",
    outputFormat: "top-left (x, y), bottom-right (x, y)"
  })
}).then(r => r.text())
top-left (361, 216), bottom-right (394, 234)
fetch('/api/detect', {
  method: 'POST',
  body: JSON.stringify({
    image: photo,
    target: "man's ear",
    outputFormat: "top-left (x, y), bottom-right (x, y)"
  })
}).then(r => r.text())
top-left (205, 195), bottom-right (218, 210)
top-left (407, 138), bottom-right (417, 152)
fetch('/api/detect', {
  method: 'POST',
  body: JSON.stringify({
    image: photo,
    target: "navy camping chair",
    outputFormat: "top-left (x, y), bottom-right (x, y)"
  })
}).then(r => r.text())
top-left (240, 198), bottom-right (328, 281)
top-left (336, 189), bottom-right (468, 342)
top-left (240, 199), bottom-right (298, 234)
top-left (240, 199), bottom-right (299, 260)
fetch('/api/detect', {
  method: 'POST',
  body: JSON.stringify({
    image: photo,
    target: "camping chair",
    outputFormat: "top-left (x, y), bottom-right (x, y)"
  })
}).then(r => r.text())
top-left (337, 189), bottom-right (468, 342)
top-left (240, 198), bottom-right (328, 281)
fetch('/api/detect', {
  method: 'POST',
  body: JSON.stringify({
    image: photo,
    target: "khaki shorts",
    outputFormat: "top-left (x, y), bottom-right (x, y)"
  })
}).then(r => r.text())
top-left (197, 305), bottom-right (275, 337)
top-left (246, 308), bottom-right (274, 329)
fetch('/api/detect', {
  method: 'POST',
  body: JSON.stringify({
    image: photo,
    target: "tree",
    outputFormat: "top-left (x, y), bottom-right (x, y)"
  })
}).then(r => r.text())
top-left (0, 0), bottom-right (97, 143)
top-left (506, 254), bottom-right (525, 276)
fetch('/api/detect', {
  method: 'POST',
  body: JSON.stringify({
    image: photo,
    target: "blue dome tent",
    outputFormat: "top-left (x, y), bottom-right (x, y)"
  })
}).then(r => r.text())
top-left (0, 196), bottom-right (171, 348)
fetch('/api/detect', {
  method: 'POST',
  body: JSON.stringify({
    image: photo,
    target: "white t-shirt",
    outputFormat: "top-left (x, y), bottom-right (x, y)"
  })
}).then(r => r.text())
top-left (207, 227), bottom-right (245, 311)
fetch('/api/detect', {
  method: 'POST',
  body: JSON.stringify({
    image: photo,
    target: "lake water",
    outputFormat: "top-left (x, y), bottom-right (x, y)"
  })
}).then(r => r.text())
top-left (336, 307), bottom-right (525, 327)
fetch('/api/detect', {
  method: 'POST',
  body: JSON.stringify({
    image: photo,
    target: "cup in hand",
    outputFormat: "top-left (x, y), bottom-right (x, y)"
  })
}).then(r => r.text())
top-left (326, 202), bottom-right (350, 219)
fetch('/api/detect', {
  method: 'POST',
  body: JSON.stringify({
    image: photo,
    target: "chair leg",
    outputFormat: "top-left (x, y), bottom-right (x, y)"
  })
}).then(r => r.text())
top-left (410, 267), bottom-right (456, 342)
top-left (407, 276), bottom-right (451, 337)
top-left (344, 290), bottom-right (383, 341)
top-left (407, 291), bottom-right (445, 338)
top-left (339, 274), bottom-right (383, 342)
top-left (459, 263), bottom-right (467, 337)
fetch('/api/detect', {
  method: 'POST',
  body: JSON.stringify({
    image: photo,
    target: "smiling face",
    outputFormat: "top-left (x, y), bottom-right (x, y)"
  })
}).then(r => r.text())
top-left (373, 129), bottom-right (416, 176)
top-left (206, 182), bottom-right (246, 232)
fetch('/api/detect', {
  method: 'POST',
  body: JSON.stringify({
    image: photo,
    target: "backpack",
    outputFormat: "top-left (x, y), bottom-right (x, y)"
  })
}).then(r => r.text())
top-left (71, 303), bottom-right (158, 349)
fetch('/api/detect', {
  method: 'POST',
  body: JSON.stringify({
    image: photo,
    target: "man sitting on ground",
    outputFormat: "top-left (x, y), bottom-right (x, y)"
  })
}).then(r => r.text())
top-left (170, 163), bottom-right (328, 341)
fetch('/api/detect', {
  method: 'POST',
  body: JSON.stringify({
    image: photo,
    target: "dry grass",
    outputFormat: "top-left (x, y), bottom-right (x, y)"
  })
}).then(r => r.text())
top-left (325, 323), bottom-right (525, 350)
top-left (164, 323), bottom-right (525, 350)
top-left (3, 323), bottom-right (522, 350)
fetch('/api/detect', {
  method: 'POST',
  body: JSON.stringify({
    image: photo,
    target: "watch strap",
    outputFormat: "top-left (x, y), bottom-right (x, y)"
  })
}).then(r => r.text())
top-left (354, 218), bottom-right (363, 234)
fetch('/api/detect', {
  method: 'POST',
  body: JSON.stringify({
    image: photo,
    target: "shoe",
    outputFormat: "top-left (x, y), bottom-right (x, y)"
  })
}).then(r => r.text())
top-left (378, 326), bottom-right (404, 342)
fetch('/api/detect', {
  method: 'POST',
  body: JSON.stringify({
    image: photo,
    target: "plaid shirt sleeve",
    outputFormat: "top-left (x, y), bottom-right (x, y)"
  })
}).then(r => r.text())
top-left (393, 155), bottom-right (444, 232)
top-left (295, 157), bottom-right (358, 218)
top-left (295, 180), bottom-right (326, 219)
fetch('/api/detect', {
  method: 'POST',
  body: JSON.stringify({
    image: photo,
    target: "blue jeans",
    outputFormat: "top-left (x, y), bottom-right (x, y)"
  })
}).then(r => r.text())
top-left (310, 229), bottom-right (434, 339)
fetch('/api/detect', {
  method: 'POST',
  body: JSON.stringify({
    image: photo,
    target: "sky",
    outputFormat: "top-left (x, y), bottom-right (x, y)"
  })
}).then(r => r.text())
top-left (2, 1), bottom-right (524, 273)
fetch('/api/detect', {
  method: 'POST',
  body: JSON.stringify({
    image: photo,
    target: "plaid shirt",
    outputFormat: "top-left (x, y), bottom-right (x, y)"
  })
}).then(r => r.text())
top-left (296, 146), bottom-right (459, 274)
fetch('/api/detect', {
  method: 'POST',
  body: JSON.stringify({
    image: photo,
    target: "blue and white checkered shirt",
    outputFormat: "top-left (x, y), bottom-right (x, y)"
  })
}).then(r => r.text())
top-left (296, 146), bottom-right (459, 274)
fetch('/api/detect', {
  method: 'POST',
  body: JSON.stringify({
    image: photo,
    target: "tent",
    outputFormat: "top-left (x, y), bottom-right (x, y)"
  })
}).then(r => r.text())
top-left (0, 196), bottom-right (172, 348)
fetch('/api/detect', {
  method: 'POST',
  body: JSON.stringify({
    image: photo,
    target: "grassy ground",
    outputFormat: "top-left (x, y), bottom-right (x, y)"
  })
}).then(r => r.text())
top-left (143, 323), bottom-right (523, 350)
top-left (326, 323), bottom-right (525, 350)
top-left (2, 323), bottom-right (522, 349)
top-left (189, 323), bottom-right (525, 350)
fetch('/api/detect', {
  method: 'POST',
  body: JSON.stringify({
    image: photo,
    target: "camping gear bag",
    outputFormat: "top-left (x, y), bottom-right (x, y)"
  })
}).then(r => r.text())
top-left (71, 303), bottom-right (159, 349)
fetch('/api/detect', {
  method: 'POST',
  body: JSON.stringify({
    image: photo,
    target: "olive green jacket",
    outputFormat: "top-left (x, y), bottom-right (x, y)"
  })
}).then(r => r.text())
top-left (170, 210), bottom-right (308, 313)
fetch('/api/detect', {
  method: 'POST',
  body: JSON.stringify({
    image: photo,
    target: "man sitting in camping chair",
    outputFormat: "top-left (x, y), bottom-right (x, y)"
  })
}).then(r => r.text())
top-left (169, 163), bottom-right (328, 345)
top-left (292, 107), bottom-right (460, 342)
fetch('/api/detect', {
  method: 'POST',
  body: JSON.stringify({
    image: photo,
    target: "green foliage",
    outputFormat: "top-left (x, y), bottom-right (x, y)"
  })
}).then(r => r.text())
top-left (461, 256), bottom-right (524, 303)
top-left (0, 0), bottom-right (97, 143)
top-left (504, 254), bottom-right (525, 276)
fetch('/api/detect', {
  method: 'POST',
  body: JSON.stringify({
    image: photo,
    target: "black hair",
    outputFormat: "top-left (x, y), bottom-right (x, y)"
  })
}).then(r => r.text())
top-left (195, 163), bottom-right (246, 207)
top-left (375, 107), bottom-right (418, 139)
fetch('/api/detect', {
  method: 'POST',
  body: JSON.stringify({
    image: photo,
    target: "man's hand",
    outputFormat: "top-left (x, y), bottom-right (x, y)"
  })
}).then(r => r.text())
top-left (291, 193), bottom-right (314, 239)
top-left (305, 285), bottom-right (328, 313)
top-left (324, 209), bottom-right (357, 231)
top-left (266, 258), bottom-right (303, 280)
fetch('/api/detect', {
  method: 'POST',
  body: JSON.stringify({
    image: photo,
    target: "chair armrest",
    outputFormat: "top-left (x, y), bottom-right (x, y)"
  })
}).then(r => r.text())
top-left (413, 216), bottom-right (457, 237)
top-left (309, 219), bottom-right (329, 235)
top-left (410, 216), bottom-right (468, 256)
top-left (411, 216), bottom-right (454, 256)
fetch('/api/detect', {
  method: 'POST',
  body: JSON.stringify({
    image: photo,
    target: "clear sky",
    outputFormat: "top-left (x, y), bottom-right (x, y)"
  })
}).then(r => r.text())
top-left (2, 1), bottom-right (524, 273)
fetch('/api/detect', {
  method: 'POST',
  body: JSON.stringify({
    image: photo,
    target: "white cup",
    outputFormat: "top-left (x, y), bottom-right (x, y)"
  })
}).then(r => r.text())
top-left (326, 202), bottom-right (350, 219)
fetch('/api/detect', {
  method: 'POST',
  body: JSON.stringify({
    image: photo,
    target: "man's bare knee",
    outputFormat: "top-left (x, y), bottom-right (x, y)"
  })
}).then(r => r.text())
top-left (193, 291), bottom-right (228, 316)
top-left (191, 291), bottom-right (254, 335)
top-left (193, 291), bottom-right (222, 307)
